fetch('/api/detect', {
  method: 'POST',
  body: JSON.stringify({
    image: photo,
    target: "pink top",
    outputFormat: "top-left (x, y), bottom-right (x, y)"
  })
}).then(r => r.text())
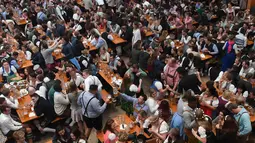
top-left (103, 130), bottom-right (118, 143)
top-left (163, 64), bottom-right (180, 87)
top-left (184, 17), bottom-right (193, 30)
top-left (175, 18), bottom-right (183, 29)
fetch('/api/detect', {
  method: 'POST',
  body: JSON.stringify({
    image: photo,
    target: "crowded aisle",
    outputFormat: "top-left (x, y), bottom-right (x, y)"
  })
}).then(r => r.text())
top-left (0, 0), bottom-right (255, 143)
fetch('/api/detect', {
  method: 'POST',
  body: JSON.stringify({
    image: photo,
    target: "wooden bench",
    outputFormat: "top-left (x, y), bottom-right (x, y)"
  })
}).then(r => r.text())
top-left (46, 140), bottom-right (52, 143)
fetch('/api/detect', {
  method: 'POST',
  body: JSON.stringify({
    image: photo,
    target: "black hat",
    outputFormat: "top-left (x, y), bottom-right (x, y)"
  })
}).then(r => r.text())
top-left (89, 85), bottom-right (98, 91)
top-left (176, 67), bottom-right (187, 75)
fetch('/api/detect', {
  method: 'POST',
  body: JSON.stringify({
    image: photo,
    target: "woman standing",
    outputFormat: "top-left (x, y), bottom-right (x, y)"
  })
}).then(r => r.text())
top-left (155, 100), bottom-right (172, 123)
top-left (199, 91), bottom-right (219, 118)
top-left (215, 115), bottom-right (238, 143)
top-left (221, 35), bottom-right (237, 72)
top-left (67, 82), bottom-right (84, 135)
top-left (40, 38), bottom-right (61, 71)
top-left (192, 108), bottom-right (217, 143)
top-left (184, 12), bottom-right (193, 30)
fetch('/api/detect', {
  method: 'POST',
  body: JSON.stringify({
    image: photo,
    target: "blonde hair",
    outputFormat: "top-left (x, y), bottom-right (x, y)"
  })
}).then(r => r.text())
top-left (222, 91), bottom-right (231, 100)
top-left (13, 130), bottom-right (25, 140)
top-left (31, 46), bottom-right (39, 53)
top-left (118, 131), bottom-right (128, 142)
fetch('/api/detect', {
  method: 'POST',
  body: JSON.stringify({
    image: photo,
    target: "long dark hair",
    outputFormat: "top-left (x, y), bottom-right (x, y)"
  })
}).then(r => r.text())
top-left (206, 81), bottom-right (218, 98)
top-left (55, 125), bottom-right (70, 141)
top-left (120, 74), bottom-right (132, 93)
top-left (103, 119), bottom-right (115, 134)
top-left (71, 127), bottom-right (81, 141)
top-left (221, 115), bottom-right (238, 133)
top-left (158, 100), bottom-right (171, 122)
top-left (117, 59), bottom-right (126, 69)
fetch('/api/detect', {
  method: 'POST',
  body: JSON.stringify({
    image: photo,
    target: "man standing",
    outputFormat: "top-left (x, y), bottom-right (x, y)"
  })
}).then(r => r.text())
top-left (77, 85), bottom-right (110, 139)
top-left (183, 96), bottom-right (198, 143)
top-left (82, 69), bottom-right (103, 92)
top-left (227, 103), bottom-right (252, 143)
top-left (176, 67), bottom-right (201, 94)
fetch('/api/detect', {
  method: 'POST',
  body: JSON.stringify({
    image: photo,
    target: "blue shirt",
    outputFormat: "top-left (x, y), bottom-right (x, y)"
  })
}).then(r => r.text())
top-left (120, 93), bottom-right (149, 118)
top-left (234, 107), bottom-right (252, 135)
top-left (77, 91), bottom-right (107, 118)
top-left (170, 112), bottom-right (184, 137)
top-left (1, 11), bottom-right (7, 20)
top-left (10, 60), bottom-right (20, 69)
top-left (91, 37), bottom-right (106, 49)
top-left (37, 11), bottom-right (47, 21)
top-left (202, 43), bottom-right (219, 55)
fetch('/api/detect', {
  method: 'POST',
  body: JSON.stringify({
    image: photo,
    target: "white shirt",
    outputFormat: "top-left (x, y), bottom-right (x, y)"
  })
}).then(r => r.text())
top-left (84, 75), bottom-right (103, 92)
top-left (158, 121), bottom-right (169, 134)
top-left (239, 67), bottom-right (255, 77)
top-left (0, 66), bottom-right (17, 76)
top-left (35, 83), bottom-right (47, 99)
top-left (135, 117), bottom-right (150, 129)
top-left (25, 51), bottom-right (32, 60)
top-left (132, 29), bottom-right (141, 46)
top-left (235, 33), bottom-right (247, 47)
top-left (73, 13), bottom-right (80, 21)
top-left (145, 97), bottom-right (159, 115)
top-left (70, 73), bottom-right (84, 87)
top-left (0, 94), bottom-right (19, 109)
top-left (221, 81), bottom-right (237, 93)
top-left (56, 5), bottom-right (66, 21)
top-left (181, 35), bottom-right (191, 44)
top-left (143, 1), bottom-right (151, 7)
top-left (0, 113), bottom-right (22, 135)
top-left (96, 0), bottom-right (104, 5)
top-left (73, 24), bottom-right (82, 32)
top-left (54, 92), bottom-right (70, 115)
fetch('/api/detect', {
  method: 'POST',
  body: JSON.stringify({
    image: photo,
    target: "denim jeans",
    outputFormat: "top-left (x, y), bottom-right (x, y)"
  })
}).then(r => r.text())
top-left (69, 58), bottom-right (81, 71)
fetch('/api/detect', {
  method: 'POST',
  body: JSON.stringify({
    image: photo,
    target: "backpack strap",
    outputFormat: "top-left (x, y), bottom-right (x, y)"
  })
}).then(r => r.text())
top-left (237, 111), bottom-right (249, 124)
top-left (81, 92), bottom-right (96, 116)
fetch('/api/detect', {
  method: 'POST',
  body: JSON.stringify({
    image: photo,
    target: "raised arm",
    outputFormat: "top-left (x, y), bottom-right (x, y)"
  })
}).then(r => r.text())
top-left (119, 93), bottom-right (137, 102)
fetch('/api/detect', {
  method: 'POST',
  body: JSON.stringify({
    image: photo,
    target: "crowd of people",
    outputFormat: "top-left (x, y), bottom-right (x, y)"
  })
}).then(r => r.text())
top-left (0, 0), bottom-right (254, 142)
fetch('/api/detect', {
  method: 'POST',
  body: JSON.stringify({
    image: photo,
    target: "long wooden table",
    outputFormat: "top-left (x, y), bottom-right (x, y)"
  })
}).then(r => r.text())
top-left (20, 60), bottom-right (33, 69)
top-left (112, 34), bottom-right (127, 44)
top-left (200, 53), bottom-right (213, 61)
top-left (98, 63), bottom-right (122, 89)
top-left (52, 48), bottom-right (65, 60)
top-left (97, 114), bottom-right (150, 142)
top-left (15, 71), bottom-right (69, 123)
top-left (13, 17), bottom-right (27, 25)
top-left (144, 28), bottom-right (154, 37)
top-left (86, 41), bottom-right (97, 51)
top-left (16, 95), bottom-right (39, 123)
top-left (97, 27), bottom-right (127, 45)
